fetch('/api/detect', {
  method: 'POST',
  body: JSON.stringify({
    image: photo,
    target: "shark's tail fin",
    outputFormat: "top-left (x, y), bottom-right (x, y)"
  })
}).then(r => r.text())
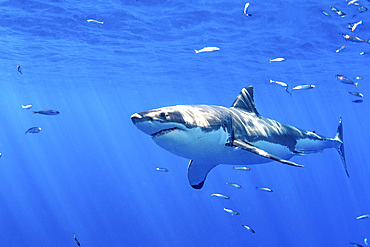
top-left (334, 117), bottom-right (349, 177)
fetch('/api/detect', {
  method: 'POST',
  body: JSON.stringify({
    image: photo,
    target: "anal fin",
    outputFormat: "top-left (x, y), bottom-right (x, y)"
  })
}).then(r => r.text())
top-left (294, 149), bottom-right (322, 155)
top-left (293, 150), bottom-right (306, 155)
top-left (233, 139), bottom-right (304, 168)
top-left (188, 160), bottom-right (218, 189)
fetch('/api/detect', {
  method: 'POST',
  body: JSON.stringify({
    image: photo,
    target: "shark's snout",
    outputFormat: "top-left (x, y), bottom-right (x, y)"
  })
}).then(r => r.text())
top-left (131, 110), bottom-right (187, 137)
top-left (131, 113), bottom-right (142, 125)
top-left (131, 112), bottom-right (161, 136)
top-left (131, 113), bottom-right (152, 125)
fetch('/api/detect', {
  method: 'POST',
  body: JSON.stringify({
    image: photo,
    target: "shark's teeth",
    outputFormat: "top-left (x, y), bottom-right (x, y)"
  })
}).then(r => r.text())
top-left (151, 127), bottom-right (180, 137)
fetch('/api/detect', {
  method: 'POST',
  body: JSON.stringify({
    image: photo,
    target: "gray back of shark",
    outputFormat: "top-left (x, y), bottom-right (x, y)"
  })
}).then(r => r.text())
top-left (131, 86), bottom-right (348, 189)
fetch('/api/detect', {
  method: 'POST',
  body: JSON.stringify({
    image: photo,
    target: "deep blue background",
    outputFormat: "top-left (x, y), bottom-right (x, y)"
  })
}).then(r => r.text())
top-left (0, 0), bottom-right (369, 246)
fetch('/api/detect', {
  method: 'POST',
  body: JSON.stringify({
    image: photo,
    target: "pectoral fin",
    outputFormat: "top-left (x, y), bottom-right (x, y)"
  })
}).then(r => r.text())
top-left (188, 160), bottom-right (218, 189)
top-left (233, 139), bottom-right (304, 168)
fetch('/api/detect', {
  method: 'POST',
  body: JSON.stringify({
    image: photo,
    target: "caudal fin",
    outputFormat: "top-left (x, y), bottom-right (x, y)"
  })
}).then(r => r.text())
top-left (334, 117), bottom-right (349, 177)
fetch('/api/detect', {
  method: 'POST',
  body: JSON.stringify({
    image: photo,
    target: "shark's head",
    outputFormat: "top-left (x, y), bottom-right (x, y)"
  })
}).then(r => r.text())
top-left (131, 106), bottom-right (187, 137)
top-left (131, 105), bottom-right (233, 160)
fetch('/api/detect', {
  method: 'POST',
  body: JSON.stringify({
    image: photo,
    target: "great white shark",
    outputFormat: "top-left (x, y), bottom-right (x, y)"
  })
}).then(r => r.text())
top-left (131, 86), bottom-right (348, 189)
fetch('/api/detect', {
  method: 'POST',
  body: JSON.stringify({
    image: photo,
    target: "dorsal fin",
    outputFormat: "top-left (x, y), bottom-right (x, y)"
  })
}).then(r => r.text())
top-left (231, 86), bottom-right (260, 116)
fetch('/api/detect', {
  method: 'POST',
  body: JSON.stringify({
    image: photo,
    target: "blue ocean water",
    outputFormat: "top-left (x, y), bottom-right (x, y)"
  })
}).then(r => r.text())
top-left (1, 0), bottom-right (370, 246)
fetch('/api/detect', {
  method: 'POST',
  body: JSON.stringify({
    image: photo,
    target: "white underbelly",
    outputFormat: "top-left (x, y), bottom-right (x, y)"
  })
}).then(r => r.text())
top-left (295, 138), bottom-right (336, 153)
top-left (154, 126), bottom-right (297, 165)
top-left (153, 126), bottom-right (231, 160)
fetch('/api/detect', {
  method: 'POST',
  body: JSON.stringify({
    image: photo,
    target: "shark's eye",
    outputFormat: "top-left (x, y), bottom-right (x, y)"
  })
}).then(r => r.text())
top-left (160, 112), bottom-right (166, 118)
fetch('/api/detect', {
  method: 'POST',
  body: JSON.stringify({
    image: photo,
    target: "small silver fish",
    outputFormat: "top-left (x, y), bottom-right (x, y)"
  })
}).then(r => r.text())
top-left (292, 84), bottom-right (315, 90)
top-left (22, 104), bottom-right (33, 109)
top-left (242, 224), bottom-right (255, 233)
top-left (350, 20), bottom-right (363, 32)
top-left (364, 238), bottom-right (368, 246)
top-left (211, 193), bottom-right (230, 199)
top-left (348, 0), bottom-right (368, 11)
top-left (358, 6), bottom-right (368, 12)
top-left (322, 10), bottom-right (330, 16)
top-left (353, 99), bottom-right (363, 103)
top-left (224, 208), bottom-right (239, 215)
top-left (195, 47), bottom-right (220, 54)
top-left (226, 182), bottom-right (242, 189)
top-left (330, 6), bottom-right (347, 17)
top-left (87, 19), bottom-right (104, 24)
top-left (33, 110), bottom-right (60, 115)
top-left (270, 79), bottom-right (288, 87)
top-left (269, 57), bottom-right (286, 62)
top-left (355, 76), bottom-right (364, 80)
top-left (233, 166), bottom-right (251, 171)
top-left (243, 3), bottom-right (252, 16)
top-left (356, 214), bottom-right (370, 220)
top-left (256, 187), bottom-right (273, 192)
top-left (343, 34), bottom-right (368, 43)
top-left (73, 233), bottom-right (81, 246)
top-left (347, 0), bottom-right (359, 5)
top-left (336, 45), bottom-right (345, 53)
top-left (25, 127), bottom-right (41, 134)
top-left (360, 51), bottom-right (370, 55)
top-left (156, 167), bottom-right (169, 172)
top-left (350, 242), bottom-right (364, 247)
top-left (336, 75), bottom-right (358, 87)
top-left (348, 92), bottom-right (363, 97)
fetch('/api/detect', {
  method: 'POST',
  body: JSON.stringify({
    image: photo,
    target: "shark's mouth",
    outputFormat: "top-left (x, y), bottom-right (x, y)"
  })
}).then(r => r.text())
top-left (151, 127), bottom-right (181, 138)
